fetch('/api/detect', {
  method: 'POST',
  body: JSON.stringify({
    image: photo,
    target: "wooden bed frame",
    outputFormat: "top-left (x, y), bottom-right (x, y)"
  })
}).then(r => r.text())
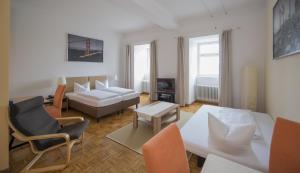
top-left (66, 76), bottom-right (140, 122)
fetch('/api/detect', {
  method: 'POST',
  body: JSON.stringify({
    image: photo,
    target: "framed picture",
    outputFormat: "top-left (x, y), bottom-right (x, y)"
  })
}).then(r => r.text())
top-left (273, 0), bottom-right (300, 59)
top-left (67, 34), bottom-right (103, 62)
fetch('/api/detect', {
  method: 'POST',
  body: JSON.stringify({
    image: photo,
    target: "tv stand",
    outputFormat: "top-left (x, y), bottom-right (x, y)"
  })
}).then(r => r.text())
top-left (157, 91), bottom-right (175, 103)
top-left (156, 78), bottom-right (176, 103)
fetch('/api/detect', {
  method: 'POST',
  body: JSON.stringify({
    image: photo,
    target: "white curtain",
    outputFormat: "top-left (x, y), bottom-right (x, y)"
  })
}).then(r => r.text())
top-left (124, 45), bottom-right (134, 89)
top-left (177, 37), bottom-right (185, 106)
top-left (219, 30), bottom-right (232, 107)
top-left (150, 40), bottom-right (157, 101)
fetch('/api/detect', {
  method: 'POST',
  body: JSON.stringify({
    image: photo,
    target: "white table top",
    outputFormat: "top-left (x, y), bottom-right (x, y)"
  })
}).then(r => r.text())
top-left (135, 101), bottom-right (178, 121)
top-left (202, 154), bottom-right (263, 173)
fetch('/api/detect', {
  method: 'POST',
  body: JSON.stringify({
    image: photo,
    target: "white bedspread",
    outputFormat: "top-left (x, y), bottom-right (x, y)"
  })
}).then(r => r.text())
top-left (180, 105), bottom-right (274, 172)
top-left (77, 90), bottom-right (118, 100)
top-left (101, 87), bottom-right (134, 95)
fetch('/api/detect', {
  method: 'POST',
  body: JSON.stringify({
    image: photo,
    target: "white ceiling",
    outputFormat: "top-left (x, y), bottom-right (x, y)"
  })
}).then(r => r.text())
top-left (12, 0), bottom-right (264, 34)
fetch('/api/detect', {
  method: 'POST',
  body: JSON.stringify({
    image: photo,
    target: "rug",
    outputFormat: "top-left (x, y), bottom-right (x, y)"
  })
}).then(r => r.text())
top-left (106, 111), bottom-right (194, 154)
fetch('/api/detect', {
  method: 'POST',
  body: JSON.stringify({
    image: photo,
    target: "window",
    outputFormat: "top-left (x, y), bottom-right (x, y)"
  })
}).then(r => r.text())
top-left (197, 35), bottom-right (219, 79)
top-left (134, 44), bottom-right (150, 92)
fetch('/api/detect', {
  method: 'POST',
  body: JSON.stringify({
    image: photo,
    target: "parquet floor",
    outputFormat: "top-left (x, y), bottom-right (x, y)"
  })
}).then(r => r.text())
top-left (9, 94), bottom-right (202, 173)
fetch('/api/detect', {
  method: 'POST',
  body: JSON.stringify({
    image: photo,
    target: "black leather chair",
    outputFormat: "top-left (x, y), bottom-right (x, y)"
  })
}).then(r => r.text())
top-left (9, 96), bottom-right (89, 172)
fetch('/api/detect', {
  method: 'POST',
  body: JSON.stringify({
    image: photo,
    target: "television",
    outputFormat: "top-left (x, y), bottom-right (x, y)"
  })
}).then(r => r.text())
top-left (68, 34), bottom-right (103, 62)
top-left (157, 78), bottom-right (175, 92)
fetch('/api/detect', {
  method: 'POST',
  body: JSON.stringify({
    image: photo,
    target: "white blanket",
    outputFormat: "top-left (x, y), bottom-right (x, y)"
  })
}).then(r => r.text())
top-left (77, 90), bottom-right (118, 100)
top-left (101, 87), bottom-right (135, 95)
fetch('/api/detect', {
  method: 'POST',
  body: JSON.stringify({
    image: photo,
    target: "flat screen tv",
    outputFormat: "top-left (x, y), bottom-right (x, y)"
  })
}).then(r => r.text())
top-left (157, 78), bottom-right (175, 92)
top-left (68, 34), bottom-right (103, 62)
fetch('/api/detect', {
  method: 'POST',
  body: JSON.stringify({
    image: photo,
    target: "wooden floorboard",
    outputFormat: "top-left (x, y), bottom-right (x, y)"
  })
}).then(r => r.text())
top-left (9, 94), bottom-right (202, 173)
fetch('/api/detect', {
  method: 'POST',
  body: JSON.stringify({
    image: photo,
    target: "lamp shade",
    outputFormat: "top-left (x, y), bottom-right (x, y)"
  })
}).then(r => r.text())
top-left (57, 76), bottom-right (66, 85)
top-left (241, 66), bottom-right (258, 111)
top-left (114, 74), bottom-right (118, 81)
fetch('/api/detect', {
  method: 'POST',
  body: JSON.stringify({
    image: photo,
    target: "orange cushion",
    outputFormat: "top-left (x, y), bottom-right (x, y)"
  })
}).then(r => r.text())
top-left (45, 106), bottom-right (61, 118)
top-left (142, 123), bottom-right (190, 173)
top-left (269, 117), bottom-right (300, 173)
top-left (53, 85), bottom-right (66, 109)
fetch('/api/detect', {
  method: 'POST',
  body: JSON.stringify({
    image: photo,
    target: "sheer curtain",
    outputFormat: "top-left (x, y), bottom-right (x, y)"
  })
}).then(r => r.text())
top-left (124, 45), bottom-right (134, 89)
top-left (219, 30), bottom-right (232, 107)
top-left (177, 37), bottom-right (185, 106)
top-left (150, 40), bottom-right (157, 101)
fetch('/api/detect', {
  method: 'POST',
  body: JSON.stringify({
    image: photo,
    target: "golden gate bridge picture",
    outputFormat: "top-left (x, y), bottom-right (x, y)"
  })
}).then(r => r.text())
top-left (68, 34), bottom-right (103, 62)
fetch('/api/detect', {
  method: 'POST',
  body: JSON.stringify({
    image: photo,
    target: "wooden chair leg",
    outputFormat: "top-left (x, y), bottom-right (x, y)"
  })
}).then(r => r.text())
top-left (66, 141), bottom-right (76, 165)
top-left (80, 133), bottom-right (84, 147)
top-left (21, 151), bottom-right (67, 173)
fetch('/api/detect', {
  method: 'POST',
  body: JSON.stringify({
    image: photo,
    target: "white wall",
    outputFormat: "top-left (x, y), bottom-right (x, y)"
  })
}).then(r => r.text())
top-left (10, 0), bottom-right (122, 98)
top-left (122, 1), bottom-right (267, 111)
top-left (265, 0), bottom-right (300, 122)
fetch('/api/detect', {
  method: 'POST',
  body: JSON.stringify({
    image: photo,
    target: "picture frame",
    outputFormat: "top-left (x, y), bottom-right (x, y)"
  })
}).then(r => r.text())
top-left (273, 0), bottom-right (300, 59)
top-left (67, 34), bottom-right (104, 62)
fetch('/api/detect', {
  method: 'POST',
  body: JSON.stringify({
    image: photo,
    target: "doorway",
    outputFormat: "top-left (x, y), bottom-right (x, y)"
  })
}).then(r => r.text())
top-left (133, 44), bottom-right (150, 95)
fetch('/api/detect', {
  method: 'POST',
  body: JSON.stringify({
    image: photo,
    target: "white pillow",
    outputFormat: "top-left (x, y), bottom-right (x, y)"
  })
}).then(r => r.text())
top-left (218, 109), bottom-right (262, 139)
top-left (95, 80), bottom-right (107, 90)
top-left (208, 113), bottom-right (256, 153)
top-left (74, 82), bottom-right (90, 93)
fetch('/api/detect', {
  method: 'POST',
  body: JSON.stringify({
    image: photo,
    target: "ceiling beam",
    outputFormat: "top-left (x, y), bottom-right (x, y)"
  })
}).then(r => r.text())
top-left (111, 0), bottom-right (178, 29)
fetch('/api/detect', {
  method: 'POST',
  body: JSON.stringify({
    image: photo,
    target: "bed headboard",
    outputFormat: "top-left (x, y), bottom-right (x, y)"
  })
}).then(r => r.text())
top-left (65, 75), bottom-right (108, 92)
top-left (89, 75), bottom-right (108, 89)
top-left (65, 76), bottom-right (89, 93)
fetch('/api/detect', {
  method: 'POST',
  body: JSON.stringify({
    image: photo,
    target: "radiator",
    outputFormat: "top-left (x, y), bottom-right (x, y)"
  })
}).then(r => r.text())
top-left (196, 85), bottom-right (219, 103)
top-left (141, 80), bottom-right (150, 93)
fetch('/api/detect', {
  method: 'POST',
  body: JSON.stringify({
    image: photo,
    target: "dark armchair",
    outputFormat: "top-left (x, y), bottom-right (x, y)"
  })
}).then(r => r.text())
top-left (9, 96), bottom-right (89, 172)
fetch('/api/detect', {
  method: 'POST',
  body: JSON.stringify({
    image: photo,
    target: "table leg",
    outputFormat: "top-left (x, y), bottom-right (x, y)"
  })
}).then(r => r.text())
top-left (176, 107), bottom-right (180, 121)
top-left (133, 112), bottom-right (138, 129)
top-left (153, 117), bottom-right (161, 134)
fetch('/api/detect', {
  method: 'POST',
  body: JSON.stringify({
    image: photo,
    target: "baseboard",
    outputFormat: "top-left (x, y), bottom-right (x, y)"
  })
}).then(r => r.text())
top-left (195, 100), bottom-right (218, 105)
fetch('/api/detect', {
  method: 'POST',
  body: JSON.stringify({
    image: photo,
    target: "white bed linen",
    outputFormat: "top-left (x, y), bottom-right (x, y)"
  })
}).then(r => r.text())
top-left (77, 90), bottom-right (118, 100)
top-left (120, 92), bottom-right (140, 100)
top-left (180, 105), bottom-right (274, 173)
top-left (97, 87), bottom-right (140, 101)
top-left (101, 87), bottom-right (134, 95)
top-left (66, 92), bottom-right (122, 107)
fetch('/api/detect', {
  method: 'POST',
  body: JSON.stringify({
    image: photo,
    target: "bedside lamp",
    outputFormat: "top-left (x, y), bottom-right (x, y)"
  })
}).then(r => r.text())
top-left (57, 76), bottom-right (66, 86)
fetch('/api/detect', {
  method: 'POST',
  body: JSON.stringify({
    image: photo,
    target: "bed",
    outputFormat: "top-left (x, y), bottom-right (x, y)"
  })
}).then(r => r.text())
top-left (88, 76), bottom-right (140, 109)
top-left (65, 76), bottom-right (140, 122)
top-left (180, 105), bottom-right (274, 173)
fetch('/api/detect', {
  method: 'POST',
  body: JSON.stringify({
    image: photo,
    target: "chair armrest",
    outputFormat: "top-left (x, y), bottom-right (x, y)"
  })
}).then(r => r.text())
top-left (56, 117), bottom-right (84, 125)
top-left (12, 132), bottom-right (70, 143)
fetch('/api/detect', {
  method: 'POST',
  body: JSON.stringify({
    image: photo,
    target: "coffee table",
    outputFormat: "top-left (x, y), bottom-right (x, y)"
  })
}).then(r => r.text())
top-left (133, 101), bottom-right (180, 134)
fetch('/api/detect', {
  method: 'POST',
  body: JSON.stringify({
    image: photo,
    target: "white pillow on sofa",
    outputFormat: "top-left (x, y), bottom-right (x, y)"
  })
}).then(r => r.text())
top-left (74, 82), bottom-right (90, 93)
top-left (95, 80), bottom-right (107, 90)
top-left (208, 112), bottom-right (256, 153)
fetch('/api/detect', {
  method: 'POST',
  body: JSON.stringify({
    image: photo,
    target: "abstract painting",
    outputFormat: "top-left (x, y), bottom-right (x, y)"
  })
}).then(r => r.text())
top-left (273, 0), bottom-right (300, 59)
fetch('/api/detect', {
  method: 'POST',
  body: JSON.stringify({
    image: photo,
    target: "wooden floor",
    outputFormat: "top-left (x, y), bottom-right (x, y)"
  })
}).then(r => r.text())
top-left (9, 94), bottom-right (202, 173)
